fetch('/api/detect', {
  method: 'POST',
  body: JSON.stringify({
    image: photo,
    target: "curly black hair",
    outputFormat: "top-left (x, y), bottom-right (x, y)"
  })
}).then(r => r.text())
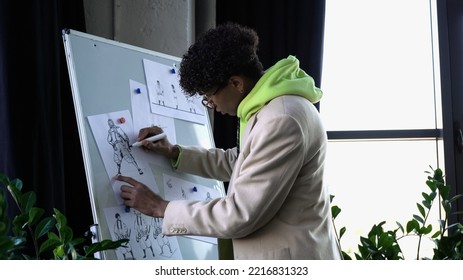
top-left (179, 22), bottom-right (264, 96)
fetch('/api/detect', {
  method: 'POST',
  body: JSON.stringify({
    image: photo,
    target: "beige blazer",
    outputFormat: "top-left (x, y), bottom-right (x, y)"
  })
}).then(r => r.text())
top-left (163, 95), bottom-right (341, 260)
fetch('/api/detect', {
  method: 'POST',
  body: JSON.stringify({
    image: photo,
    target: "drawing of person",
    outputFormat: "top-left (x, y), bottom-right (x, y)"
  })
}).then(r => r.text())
top-left (107, 118), bottom-right (143, 176)
top-left (155, 80), bottom-right (165, 105)
top-left (170, 84), bottom-right (179, 109)
top-left (152, 218), bottom-right (173, 256)
top-left (185, 95), bottom-right (196, 113)
top-left (180, 187), bottom-right (187, 199)
top-left (113, 213), bottom-right (135, 260)
top-left (166, 179), bottom-right (173, 189)
top-left (133, 210), bottom-right (155, 258)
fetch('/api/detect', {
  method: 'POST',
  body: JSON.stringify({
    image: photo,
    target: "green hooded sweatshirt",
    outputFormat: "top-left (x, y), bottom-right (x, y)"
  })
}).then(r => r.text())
top-left (236, 55), bottom-right (323, 146)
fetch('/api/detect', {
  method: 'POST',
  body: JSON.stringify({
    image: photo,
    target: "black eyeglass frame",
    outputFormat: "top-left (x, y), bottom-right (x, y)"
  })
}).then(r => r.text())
top-left (201, 86), bottom-right (222, 109)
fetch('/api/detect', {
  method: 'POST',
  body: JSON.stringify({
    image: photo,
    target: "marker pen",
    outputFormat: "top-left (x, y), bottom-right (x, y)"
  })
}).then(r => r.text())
top-left (130, 132), bottom-right (166, 147)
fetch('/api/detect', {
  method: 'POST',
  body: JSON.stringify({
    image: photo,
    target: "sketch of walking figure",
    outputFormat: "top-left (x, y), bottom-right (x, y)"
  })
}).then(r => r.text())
top-left (107, 118), bottom-right (143, 176)
top-left (155, 80), bottom-right (165, 106)
top-left (134, 210), bottom-right (155, 258)
top-left (170, 84), bottom-right (179, 109)
top-left (185, 95), bottom-right (196, 113)
top-left (114, 213), bottom-right (135, 260)
top-left (152, 218), bottom-right (173, 256)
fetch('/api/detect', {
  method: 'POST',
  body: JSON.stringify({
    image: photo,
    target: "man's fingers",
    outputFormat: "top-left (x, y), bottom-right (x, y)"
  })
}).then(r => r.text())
top-left (120, 185), bottom-right (133, 195)
top-left (116, 175), bottom-right (138, 186)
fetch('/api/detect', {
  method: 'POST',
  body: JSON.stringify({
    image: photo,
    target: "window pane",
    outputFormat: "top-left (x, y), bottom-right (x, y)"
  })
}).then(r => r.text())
top-left (325, 140), bottom-right (444, 259)
top-left (321, 0), bottom-right (440, 130)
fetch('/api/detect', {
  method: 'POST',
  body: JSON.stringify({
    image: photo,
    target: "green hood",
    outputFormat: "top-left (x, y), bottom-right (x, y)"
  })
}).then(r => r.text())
top-left (236, 55), bottom-right (322, 146)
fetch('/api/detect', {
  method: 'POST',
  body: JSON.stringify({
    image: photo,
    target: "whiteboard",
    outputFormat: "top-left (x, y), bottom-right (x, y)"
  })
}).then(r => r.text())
top-left (62, 29), bottom-right (225, 260)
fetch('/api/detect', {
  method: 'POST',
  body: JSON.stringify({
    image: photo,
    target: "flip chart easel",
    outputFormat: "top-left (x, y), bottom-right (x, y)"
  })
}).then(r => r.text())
top-left (62, 29), bottom-right (225, 260)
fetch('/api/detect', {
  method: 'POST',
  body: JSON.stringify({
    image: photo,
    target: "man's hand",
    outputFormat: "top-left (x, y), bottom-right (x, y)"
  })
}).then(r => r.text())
top-left (117, 175), bottom-right (169, 218)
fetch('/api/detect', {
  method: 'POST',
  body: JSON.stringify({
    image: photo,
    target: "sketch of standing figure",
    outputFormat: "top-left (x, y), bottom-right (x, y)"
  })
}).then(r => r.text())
top-left (155, 80), bottom-right (165, 105)
top-left (170, 84), bottom-right (179, 109)
top-left (152, 218), bottom-right (173, 256)
top-left (185, 95), bottom-right (196, 113)
top-left (107, 118), bottom-right (143, 176)
top-left (114, 213), bottom-right (135, 260)
top-left (134, 210), bottom-right (155, 258)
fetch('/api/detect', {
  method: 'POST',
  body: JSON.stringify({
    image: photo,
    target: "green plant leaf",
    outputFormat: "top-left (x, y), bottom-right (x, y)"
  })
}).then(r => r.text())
top-left (341, 252), bottom-right (352, 260)
top-left (378, 232), bottom-right (394, 248)
top-left (7, 184), bottom-right (21, 208)
top-left (422, 192), bottom-right (431, 202)
top-left (10, 178), bottom-right (23, 191)
top-left (340, 227), bottom-right (346, 238)
top-left (396, 222), bottom-right (404, 234)
top-left (431, 230), bottom-right (441, 239)
top-left (28, 207), bottom-right (45, 226)
top-left (442, 200), bottom-right (451, 213)
top-left (413, 214), bottom-right (424, 224)
top-left (13, 213), bottom-right (29, 230)
top-left (331, 205), bottom-right (341, 219)
top-left (440, 185), bottom-right (450, 200)
top-left (35, 217), bottom-right (56, 240)
top-left (53, 208), bottom-right (67, 230)
top-left (47, 231), bottom-right (60, 241)
top-left (0, 173), bottom-right (10, 186)
top-left (354, 252), bottom-right (363, 260)
top-left (0, 221), bottom-right (7, 233)
top-left (449, 194), bottom-right (463, 203)
top-left (446, 223), bottom-right (461, 231)
top-left (434, 168), bottom-right (443, 177)
top-left (406, 220), bottom-right (419, 233)
top-left (69, 243), bottom-right (82, 260)
top-left (39, 238), bottom-right (62, 254)
top-left (21, 191), bottom-right (36, 213)
top-left (0, 236), bottom-right (26, 250)
top-left (423, 200), bottom-right (432, 209)
top-left (59, 225), bottom-right (74, 243)
top-left (85, 239), bottom-right (128, 257)
top-left (416, 203), bottom-right (425, 218)
top-left (70, 237), bottom-right (86, 247)
top-left (360, 236), bottom-right (375, 248)
top-left (421, 224), bottom-right (433, 235)
top-left (53, 244), bottom-right (65, 259)
top-left (426, 180), bottom-right (437, 192)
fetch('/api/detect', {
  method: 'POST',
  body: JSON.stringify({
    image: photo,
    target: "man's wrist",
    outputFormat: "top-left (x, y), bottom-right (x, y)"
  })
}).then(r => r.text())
top-left (170, 145), bottom-right (180, 160)
top-left (170, 145), bottom-right (182, 168)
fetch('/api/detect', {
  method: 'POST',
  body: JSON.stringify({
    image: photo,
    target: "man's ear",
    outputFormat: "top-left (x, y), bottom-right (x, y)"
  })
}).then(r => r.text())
top-left (229, 76), bottom-right (245, 94)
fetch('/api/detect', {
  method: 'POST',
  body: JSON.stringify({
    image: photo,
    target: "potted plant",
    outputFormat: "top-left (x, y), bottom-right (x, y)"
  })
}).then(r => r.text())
top-left (332, 167), bottom-right (463, 260)
top-left (0, 173), bottom-right (127, 259)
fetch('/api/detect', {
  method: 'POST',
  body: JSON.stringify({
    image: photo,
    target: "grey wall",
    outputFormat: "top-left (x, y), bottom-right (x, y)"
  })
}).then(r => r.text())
top-left (83, 0), bottom-right (215, 57)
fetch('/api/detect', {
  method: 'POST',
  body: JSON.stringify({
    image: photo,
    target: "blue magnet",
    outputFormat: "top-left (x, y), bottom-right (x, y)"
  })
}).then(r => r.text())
top-left (171, 64), bottom-right (177, 74)
top-left (135, 88), bottom-right (141, 94)
top-left (192, 186), bottom-right (198, 192)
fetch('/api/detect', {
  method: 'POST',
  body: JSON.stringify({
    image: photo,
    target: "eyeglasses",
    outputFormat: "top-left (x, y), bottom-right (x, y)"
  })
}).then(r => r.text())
top-left (201, 86), bottom-right (222, 109)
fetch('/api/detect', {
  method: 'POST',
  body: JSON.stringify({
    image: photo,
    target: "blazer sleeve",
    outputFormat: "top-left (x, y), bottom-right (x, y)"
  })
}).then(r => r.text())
top-left (176, 145), bottom-right (238, 182)
top-left (163, 113), bottom-right (309, 238)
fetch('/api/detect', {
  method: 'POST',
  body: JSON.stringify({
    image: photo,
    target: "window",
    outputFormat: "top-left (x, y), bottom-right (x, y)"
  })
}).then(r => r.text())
top-left (321, 0), bottom-right (442, 259)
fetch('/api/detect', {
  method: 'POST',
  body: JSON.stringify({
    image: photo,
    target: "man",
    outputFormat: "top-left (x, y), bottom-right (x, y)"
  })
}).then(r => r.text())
top-left (117, 23), bottom-right (341, 260)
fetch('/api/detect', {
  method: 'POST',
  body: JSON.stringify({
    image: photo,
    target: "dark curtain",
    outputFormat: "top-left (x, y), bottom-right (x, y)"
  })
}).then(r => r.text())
top-left (438, 0), bottom-right (463, 224)
top-left (0, 0), bottom-right (92, 247)
top-left (215, 0), bottom-right (325, 151)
